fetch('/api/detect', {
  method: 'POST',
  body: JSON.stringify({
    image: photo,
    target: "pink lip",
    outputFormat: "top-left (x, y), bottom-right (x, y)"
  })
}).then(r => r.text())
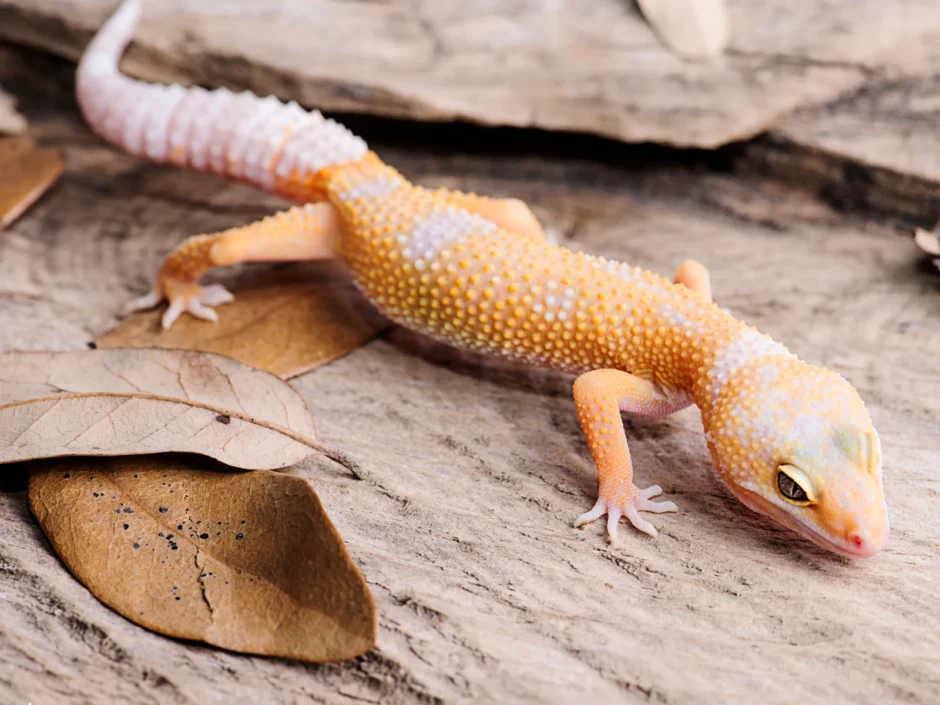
top-left (729, 486), bottom-right (887, 559)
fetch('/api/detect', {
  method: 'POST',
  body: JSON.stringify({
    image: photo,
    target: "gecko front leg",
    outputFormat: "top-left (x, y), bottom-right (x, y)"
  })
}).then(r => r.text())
top-left (436, 190), bottom-right (545, 242)
top-left (573, 369), bottom-right (687, 540)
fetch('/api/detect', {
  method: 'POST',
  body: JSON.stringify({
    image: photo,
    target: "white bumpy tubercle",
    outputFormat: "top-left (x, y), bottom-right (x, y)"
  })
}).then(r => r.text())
top-left (76, 0), bottom-right (369, 192)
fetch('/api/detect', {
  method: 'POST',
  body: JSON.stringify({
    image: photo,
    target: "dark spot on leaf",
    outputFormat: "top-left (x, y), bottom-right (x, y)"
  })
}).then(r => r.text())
top-left (215, 414), bottom-right (231, 425)
top-left (123, 524), bottom-right (129, 530)
top-left (175, 596), bottom-right (181, 601)
top-left (93, 493), bottom-right (99, 498)
top-left (63, 473), bottom-right (71, 479)
top-left (177, 525), bottom-right (184, 531)
top-left (159, 507), bottom-right (168, 513)
top-left (123, 508), bottom-right (134, 514)
top-left (133, 543), bottom-right (140, 549)
top-left (236, 533), bottom-right (245, 540)
top-left (87, 341), bottom-right (98, 349)
top-left (199, 533), bottom-right (209, 540)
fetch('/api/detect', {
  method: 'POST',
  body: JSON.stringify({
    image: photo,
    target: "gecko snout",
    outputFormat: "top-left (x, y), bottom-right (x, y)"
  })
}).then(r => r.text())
top-left (832, 490), bottom-right (888, 558)
top-left (844, 523), bottom-right (887, 558)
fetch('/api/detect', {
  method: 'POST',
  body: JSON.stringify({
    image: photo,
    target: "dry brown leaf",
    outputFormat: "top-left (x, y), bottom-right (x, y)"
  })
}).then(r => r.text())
top-left (0, 349), bottom-right (335, 470)
top-left (0, 86), bottom-right (26, 134)
top-left (913, 227), bottom-right (940, 256)
top-left (636, 0), bottom-right (730, 61)
top-left (29, 456), bottom-right (376, 662)
top-left (96, 271), bottom-right (387, 379)
top-left (0, 136), bottom-right (63, 229)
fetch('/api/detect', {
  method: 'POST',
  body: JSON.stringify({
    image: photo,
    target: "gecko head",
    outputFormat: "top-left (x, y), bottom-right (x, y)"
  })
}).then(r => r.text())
top-left (705, 356), bottom-right (888, 558)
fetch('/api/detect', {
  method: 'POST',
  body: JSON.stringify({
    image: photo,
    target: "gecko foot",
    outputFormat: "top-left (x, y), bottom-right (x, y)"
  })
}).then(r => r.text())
top-left (574, 484), bottom-right (678, 540)
top-left (122, 282), bottom-right (234, 329)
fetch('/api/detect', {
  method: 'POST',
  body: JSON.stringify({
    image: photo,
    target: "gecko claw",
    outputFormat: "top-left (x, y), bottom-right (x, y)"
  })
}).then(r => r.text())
top-left (199, 283), bottom-right (235, 307)
top-left (122, 290), bottom-right (162, 316)
top-left (159, 284), bottom-right (234, 329)
top-left (574, 499), bottom-right (607, 527)
top-left (123, 281), bottom-right (235, 329)
top-left (575, 484), bottom-right (678, 541)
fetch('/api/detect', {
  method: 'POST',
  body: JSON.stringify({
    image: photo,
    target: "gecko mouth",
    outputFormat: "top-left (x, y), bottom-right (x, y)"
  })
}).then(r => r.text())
top-left (728, 485), bottom-right (886, 559)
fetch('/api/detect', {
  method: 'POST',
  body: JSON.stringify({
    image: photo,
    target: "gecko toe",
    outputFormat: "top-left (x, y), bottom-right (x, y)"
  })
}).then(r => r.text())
top-left (577, 483), bottom-right (676, 541)
top-left (200, 283), bottom-right (234, 306)
top-left (574, 499), bottom-right (607, 528)
top-left (187, 300), bottom-right (219, 322)
top-left (606, 507), bottom-right (623, 541)
top-left (162, 299), bottom-right (186, 329)
top-left (122, 291), bottom-right (163, 316)
top-left (624, 506), bottom-right (658, 537)
top-left (636, 498), bottom-right (679, 513)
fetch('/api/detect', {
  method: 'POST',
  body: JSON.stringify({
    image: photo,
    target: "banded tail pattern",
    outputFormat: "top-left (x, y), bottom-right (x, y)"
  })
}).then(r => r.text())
top-left (76, 0), bottom-right (369, 200)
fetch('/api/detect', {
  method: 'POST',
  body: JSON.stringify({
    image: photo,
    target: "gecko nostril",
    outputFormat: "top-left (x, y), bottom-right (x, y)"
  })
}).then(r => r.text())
top-left (849, 528), bottom-right (870, 551)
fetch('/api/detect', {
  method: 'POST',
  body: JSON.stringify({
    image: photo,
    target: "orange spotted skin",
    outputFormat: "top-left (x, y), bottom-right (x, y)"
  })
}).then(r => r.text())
top-left (80, 0), bottom-right (890, 558)
top-left (322, 154), bottom-right (739, 386)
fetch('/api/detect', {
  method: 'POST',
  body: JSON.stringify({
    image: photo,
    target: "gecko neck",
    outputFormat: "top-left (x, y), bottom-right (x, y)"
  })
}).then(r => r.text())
top-left (690, 326), bottom-right (796, 429)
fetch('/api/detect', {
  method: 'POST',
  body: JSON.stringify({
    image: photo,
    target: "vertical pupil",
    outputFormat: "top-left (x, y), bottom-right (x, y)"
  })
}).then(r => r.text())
top-left (778, 472), bottom-right (804, 500)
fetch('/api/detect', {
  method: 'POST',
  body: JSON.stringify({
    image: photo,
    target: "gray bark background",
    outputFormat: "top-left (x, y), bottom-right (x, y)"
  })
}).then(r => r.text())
top-left (0, 0), bottom-right (938, 152)
top-left (1, 4), bottom-right (939, 703)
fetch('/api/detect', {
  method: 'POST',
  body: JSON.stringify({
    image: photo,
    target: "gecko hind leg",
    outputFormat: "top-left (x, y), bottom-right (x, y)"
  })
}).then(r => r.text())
top-left (126, 202), bottom-right (342, 329)
top-left (673, 258), bottom-right (711, 302)
top-left (436, 190), bottom-right (545, 242)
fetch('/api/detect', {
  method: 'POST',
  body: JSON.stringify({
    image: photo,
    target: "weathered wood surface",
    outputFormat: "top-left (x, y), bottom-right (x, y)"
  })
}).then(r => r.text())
top-left (2, 47), bottom-right (940, 705)
top-left (0, 0), bottom-right (937, 150)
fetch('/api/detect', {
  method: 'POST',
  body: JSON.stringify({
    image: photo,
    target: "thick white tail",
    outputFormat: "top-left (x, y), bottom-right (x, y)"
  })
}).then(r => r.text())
top-left (76, 0), bottom-right (368, 193)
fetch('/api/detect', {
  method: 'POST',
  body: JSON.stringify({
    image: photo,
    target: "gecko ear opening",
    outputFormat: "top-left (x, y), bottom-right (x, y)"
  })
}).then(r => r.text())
top-left (865, 429), bottom-right (883, 476)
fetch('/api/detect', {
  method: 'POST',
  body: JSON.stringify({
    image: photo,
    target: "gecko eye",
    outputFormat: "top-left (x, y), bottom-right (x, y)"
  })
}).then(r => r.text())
top-left (776, 465), bottom-right (813, 505)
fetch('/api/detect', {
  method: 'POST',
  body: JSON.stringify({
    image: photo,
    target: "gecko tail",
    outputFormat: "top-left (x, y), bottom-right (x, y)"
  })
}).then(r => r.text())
top-left (76, 0), bottom-right (368, 197)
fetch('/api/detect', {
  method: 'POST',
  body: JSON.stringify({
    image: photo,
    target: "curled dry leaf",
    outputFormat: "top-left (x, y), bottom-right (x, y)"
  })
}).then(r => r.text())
top-left (29, 457), bottom-right (376, 662)
top-left (0, 136), bottom-right (63, 230)
top-left (913, 227), bottom-right (940, 256)
top-left (0, 86), bottom-right (26, 134)
top-left (0, 348), bottom-right (330, 470)
top-left (636, 0), bottom-right (730, 61)
top-left (96, 270), bottom-right (387, 379)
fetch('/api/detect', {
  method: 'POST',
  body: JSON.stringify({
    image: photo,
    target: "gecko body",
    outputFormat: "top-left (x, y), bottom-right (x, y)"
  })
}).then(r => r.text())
top-left (77, 0), bottom-right (888, 558)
